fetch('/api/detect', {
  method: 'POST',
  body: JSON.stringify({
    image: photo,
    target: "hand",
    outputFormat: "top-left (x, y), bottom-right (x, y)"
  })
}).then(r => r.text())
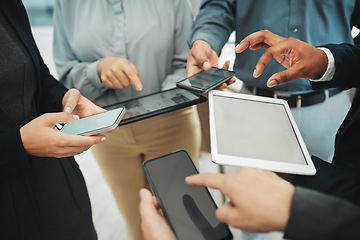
top-left (235, 30), bottom-right (328, 87)
top-left (139, 188), bottom-right (176, 240)
top-left (97, 57), bottom-right (143, 91)
top-left (20, 112), bottom-right (106, 158)
top-left (62, 88), bottom-right (105, 117)
top-left (187, 39), bottom-right (219, 77)
top-left (186, 167), bottom-right (295, 233)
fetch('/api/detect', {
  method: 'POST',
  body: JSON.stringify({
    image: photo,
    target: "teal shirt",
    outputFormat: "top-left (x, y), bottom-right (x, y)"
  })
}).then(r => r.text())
top-left (189, 0), bottom-right (358, 92)
top-left (53, 0), bottom-right (193, 106)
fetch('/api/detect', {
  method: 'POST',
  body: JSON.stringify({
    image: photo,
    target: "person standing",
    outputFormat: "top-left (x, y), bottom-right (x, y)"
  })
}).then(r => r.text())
top-left (53, 1), bottom-right (201, 239)
top-left (0, 0), bottom-right (106, 239)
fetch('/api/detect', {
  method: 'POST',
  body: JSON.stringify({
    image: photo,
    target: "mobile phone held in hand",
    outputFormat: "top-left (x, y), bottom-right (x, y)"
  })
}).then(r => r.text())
top-left (59, 107), bottom-right (125, 135)
top-left (176, 68), bottom-right (235, 93)
top-left (143, 149), bottom-right (233, 240)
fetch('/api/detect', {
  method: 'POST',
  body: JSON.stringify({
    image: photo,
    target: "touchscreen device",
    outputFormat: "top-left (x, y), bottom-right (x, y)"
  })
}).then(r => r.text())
top-left (104, 88), bottom-right (207, 126)
top-left (209, 90), bottom-right (316, 175)
top-left (176, 68), bottom-right (235, 93)
top-left (143, 150), bottom-right (233, 240)
top-left (60, 107), bottom-right (125, 135)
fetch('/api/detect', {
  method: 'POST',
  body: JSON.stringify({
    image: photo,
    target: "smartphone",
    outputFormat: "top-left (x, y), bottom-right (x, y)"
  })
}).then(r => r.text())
top-left (59, 107), bottom-right (126, 135)
top-left (142, 149), bottom-right (233, 240)
top-left (176, 68), bottom-right (235, 93)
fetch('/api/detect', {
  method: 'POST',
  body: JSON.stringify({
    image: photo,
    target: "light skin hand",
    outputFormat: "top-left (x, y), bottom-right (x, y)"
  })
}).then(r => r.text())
top-left (139, 188), bottom-right (176, 240)
top-left (187, 40), bottom-right (235, 89)
top-left (20, 112), bottom-right (106, 158)
top-left (97, 57), bottom-right (143, 91)
top-left (62, 88), bottom-right (105, 116)
top-left (234, 30), bottom-right (328, 87)
top-left (187, 39), bottom-right (219, 77)
top-left (186, 167), bottom-right (295, 233)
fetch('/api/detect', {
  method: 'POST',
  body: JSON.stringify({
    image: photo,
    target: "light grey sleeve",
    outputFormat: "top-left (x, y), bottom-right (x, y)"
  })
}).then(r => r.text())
top-left (187, 0), bottom-right (236, 55)
top-left (284, 187), bottom-right (360, 240)
top-left (161, 0), bottom-right (193, 90)
top-left (52, 0), bottom-right (107, 101)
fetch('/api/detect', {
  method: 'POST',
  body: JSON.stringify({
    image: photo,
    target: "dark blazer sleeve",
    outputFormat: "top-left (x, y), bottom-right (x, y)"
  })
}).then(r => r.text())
top-left (0, 0), bottom-right (68, 177)
top-left (311, 43), bottom-right (360, 90)
top-left (284, 187), bottom-right (360, 240)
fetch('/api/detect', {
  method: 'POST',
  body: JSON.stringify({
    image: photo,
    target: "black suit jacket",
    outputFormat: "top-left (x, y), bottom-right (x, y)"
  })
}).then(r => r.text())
top-left (0, 1), bottom-right (96, 239)
top-left (292, 43), bottom-right (360, 205)
top-left (287, 43), bottom-right (360, 238)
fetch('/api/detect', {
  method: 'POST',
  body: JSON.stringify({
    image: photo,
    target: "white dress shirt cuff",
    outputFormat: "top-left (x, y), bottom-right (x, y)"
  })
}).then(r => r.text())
top-left (310, 47), bottom-right (335, 82)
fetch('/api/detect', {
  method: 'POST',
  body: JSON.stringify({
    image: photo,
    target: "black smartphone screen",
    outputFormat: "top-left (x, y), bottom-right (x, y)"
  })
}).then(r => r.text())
top-left (143, 150), bottom-right (233, 240)
top-left (176, 68), bottom-right (235, 93)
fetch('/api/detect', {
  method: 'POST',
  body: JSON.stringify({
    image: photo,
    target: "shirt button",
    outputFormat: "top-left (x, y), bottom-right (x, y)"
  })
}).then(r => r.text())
top-left (291, 27), bottom-right (299, 33)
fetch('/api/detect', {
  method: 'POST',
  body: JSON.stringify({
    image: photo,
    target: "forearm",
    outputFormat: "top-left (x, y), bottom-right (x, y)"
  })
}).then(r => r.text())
top-left (188, 0), bottom-right (235, 55)
top-left (284, 187), bottom-right (360, 240)
top-left (311, 43), bottom-right (360, 90)
top-left (0, 130), bottom-right (30, 178)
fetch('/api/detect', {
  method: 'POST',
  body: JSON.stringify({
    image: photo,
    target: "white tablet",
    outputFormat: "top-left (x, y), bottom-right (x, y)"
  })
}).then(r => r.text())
top-left (209, 90), bottom-right (316, 175)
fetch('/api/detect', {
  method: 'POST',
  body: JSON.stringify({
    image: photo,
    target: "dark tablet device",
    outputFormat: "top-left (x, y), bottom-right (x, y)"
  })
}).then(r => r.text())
top-left (143, 149), bottom-right (233, 240)
top-left (104, 88), bottom-right (207, 126)
top-left (176, 68), bottom-right (235, 93)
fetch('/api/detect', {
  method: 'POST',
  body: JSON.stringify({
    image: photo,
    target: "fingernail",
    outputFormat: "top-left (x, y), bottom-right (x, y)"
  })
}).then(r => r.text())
top-left (137, 84), bottom-right (143, 91)
top-left (73, 115), bottom-right (80, 120)
top-left (65, 107), bottom-right (72, 113)
top-left (203, 61), bottom-right (211, 69)
top-left (101, 137), bottom-right (106, 142)
top-left (268, 80), bottom-right (278, 87)
top-left (235, 41), bottom-right (243, 50)
top-left (253, 67), bottom-right (258, 77)
top-left (139, 188), bottom-right (146, 199)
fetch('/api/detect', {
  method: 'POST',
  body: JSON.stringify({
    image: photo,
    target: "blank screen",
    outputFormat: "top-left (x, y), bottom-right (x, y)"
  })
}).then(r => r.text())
top-left (179, 68), bottom-right (234, 89)
top-left (60, 107), bottom-right (123, 135)
top-left (213, 95), bottom-right (307, 165)
top-left (143, 150), bottom-right (232, 240)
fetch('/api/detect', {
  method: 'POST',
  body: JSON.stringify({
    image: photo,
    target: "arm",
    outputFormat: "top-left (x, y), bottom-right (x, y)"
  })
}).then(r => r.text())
top-left (284, 187), bottom-right (360, 240)
top-left (161, 0), bottom-right (193, 90)
top-left (52, 1), bottom-right (107, 100)
top-left (186, 0), bottom-right (236, 77)
top-left (188, 0), bottom-right (236, 55)
top-left (235, 30), bottom-right (360, 89)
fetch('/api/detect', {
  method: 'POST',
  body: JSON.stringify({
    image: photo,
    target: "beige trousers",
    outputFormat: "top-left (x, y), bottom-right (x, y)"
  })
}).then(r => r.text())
top-left (91, 106), bottom-right (201, 240)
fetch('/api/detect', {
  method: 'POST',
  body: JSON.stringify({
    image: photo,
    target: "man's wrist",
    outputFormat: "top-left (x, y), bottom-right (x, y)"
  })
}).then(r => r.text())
top-left (310, 48), bottom-right (335, 82)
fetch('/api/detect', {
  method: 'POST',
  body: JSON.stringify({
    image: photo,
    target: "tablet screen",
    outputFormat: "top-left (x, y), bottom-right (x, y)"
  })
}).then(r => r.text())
top-left (213, 95), bottom-right (306, 165)
top-left (105, 88), bottom-right (206, 126)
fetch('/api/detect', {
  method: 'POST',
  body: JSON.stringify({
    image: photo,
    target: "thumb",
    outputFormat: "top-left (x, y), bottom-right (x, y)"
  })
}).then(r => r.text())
top-left (215, 202), bottom-right (237, 224)
top-left (43, 112), bottom-right (80, 126)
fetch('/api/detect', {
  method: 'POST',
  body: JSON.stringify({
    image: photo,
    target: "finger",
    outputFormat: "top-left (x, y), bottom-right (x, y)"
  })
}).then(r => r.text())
top-left (215, 202), bottom-right (238, 224)
top-left (267, 68), bottom-right (300, 87)
top-left (253, 42), bottom-right (290, 78)
top-left (190, 44), bottom-right (212, 71)
top-left (235, 30), bottom-right (285, 53)
top-left (63, 89), bottom-right (81, 113)
top-left (57, 132), bottom-right (106, 148)
top-left (139, 188), bottom-right (159, 219)
top-left (124, 65), bottom-right (143, 91)
top-left (52, 145), bottom-right (91, 158)
top-left (101, 75), bottom-right (117, 89)
top-left (44, 112), bottom-right (80, 125)
top-left (221, 60), bottom-right (230, 70)
top-left (110, 69), bottom-right (130, 89)
top-left (186, 173), bottom-right (228, 192)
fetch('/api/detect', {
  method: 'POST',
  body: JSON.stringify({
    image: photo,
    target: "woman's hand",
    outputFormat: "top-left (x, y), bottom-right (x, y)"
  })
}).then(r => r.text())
top-left (97, 57), bottom-right (143, 91)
